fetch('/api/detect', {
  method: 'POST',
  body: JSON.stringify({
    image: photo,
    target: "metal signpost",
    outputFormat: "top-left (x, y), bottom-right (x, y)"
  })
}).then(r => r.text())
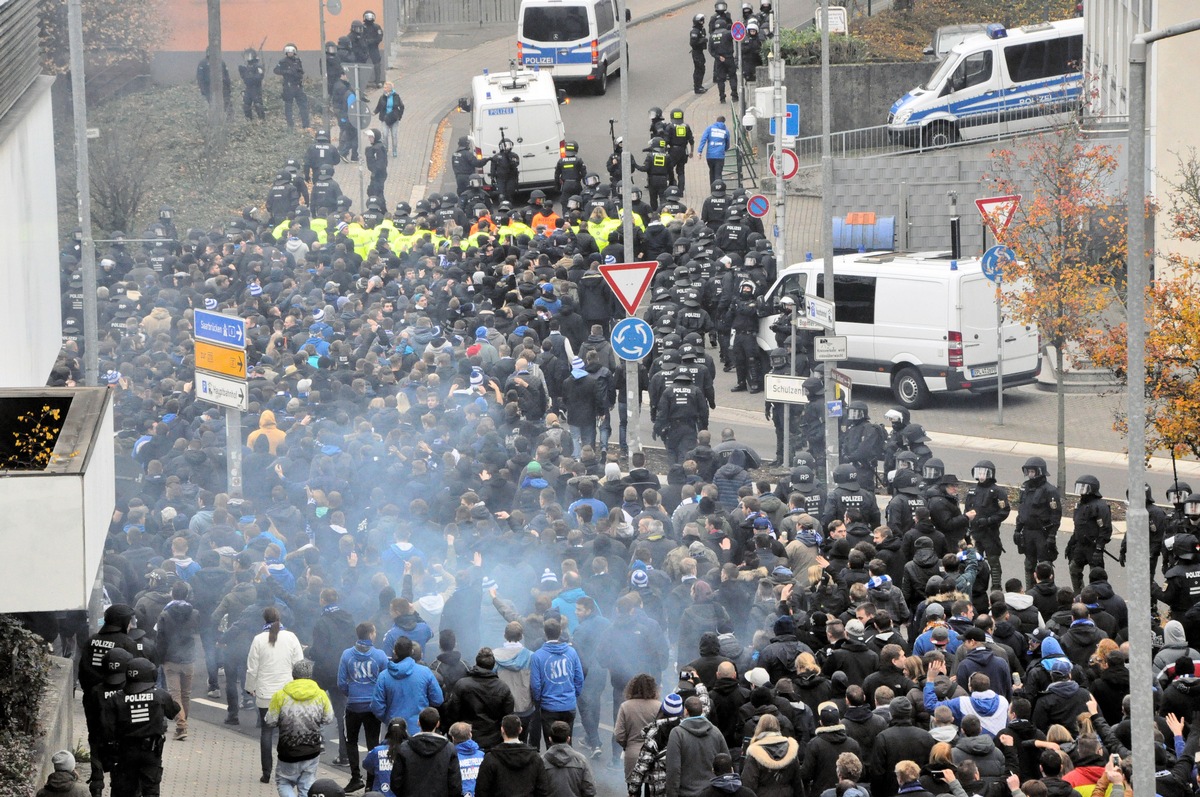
top-left (600, 260), bottom-right (657, 455)
top-left (982, 244), bottom-right (1014, 426)
top-left (814, 335), bottom-right (847, 361)
top-left (194, 309), bottom-right (248, 494)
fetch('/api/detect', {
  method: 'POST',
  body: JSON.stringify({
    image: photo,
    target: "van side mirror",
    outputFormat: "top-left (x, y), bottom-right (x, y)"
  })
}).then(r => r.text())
top-left (556, 89), bottom-right (568, 105)
top-left (922, 46), bottom-right (934, 56)
top-left (457, 97), bottom-right (472, 112)
top-left (625, 8), bottom-right (632, 21)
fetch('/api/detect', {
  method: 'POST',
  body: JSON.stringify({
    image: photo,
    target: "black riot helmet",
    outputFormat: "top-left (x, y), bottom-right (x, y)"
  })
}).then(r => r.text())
top-left (715, 0), bottom-right (728, 11)
top-left (922, 458), bottom-right (945, 482)
top-left (1167, 481), bottom-right (1193, 506)
top-left (972, 460), bottom-right (996, 483)
top-left (694, 13), bottom-right (706, 25)
top-left (125, 657), bottom-right (158, 684)
top-left (1074, 474), bottom-right (1101, 497)
top-left (316, 128), bottom-right (330, 143)
top-left (802, 377), bottom-right (822, 399)
top-left (564, 140), bottom-right (579, 155)
top-left (833, 463), bottom-right (858, 486)
top-left (364, 9), bottom-right (377, 22)
top-left (1185, 495), bottom-right (1200, 522)
top-left (351, 19), bottom-right (365, 33)
top-left (649, 106), bottom-right (663, 121)
top-left (845, 401), bottom-right (868, 422)
top-left (1174, 532), bottom-right (1200, 560)
top-left (1021, 456), bottom-right (1048, 481)
top-left (768, 347), bottom-right (789, 370)
top-left (245, 47), bottom-right (258, 62)
top-left (711, 179), bottom-right (727, 196)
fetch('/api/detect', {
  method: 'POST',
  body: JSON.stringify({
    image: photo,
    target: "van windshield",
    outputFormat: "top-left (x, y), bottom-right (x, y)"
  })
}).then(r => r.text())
top-left (522, 5), bottom-right (590, 43)
top-left (923, 53), bottom-right (959, 92)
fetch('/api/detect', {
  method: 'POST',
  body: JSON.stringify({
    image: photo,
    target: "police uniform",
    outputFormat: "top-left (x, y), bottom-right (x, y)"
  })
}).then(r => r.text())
top-left (555, 150), bottom-right (587, 213)
top-left (101, 657), bottom-right (180, 797)
top-left (86, 648), bottom-right (133, 797)
top-left (273, 50), bottom-right (310, 129)
top-left (1013, 458), bottom-right (1063, 585)
top-left (635, 144), bottom-right (673, 211)
top-left (964, 463), bottom-right (1011, 590)
top-left (654, 371), bottom-right (708, 464)
top-left (362, 13), bottom-right (385, 85)
top-left (722, 282), bottom-right (764, 392)
top-left (708, 25), bottom-right (737, 103)
top-left (840, 403), bottom-right (884, 491)
top-left (1154, 533), bottom-right (1200, 618)
top-left (239, 53), bottom-right (265, 120)
top-left (452, 139), bottom-right (489, 194)
top-left (490, 145), bottom-right (521, 202)
top-left (822, 464), bottom-right (881, 529)
top-left (665, 111), bottom-right (694, 191)
top-left (885, 471), bottom-right (926, 537)
top-left (690, 18), bottom-right (708, 93)
top-left (1066, 478), bottom-right (1113, 593)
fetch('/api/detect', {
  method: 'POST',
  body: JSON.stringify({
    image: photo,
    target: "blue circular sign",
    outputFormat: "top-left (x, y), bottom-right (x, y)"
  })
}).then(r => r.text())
top-left (731, 21), bottom-right (747, 41)
top-left (746, 194), bottom-right (770, 218)
top-left (611, 317), bottom-right (656, 362)
top-left (981, 245), bottom-right (1015, 283)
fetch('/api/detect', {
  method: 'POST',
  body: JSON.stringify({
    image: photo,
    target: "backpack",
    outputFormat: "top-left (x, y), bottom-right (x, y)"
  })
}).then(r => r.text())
top-left (955, 548), bottom-right (983, 594)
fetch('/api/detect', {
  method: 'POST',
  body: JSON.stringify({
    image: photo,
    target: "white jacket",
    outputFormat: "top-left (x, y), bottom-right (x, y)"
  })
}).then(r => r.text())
top-left (245, 629), bottom-right (305, 709)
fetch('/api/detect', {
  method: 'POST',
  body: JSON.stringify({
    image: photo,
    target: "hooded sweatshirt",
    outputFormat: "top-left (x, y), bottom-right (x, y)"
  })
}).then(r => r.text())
top-left (338, 640), bottom-right (390, 710)
top-left (923, 682), bottom-right (1010, 737)
top-left (36, 771), bottom-right (89, 797)
top-left (392, 732), bottom-right (462, 797)
top-left (457, 739), bottom-right (485, 797)
top-left (666, 716), bottom-right (730, 797)
top-left (247, 410), bottom-right (286, 453)
top-left (371, 656), bottom-right (444, 731)
top-left (529, 640), bottom-right (584, 711)
top-left (702, 773), bottom-right (756, 797)
top-left (265, 677), bottom-right (335, 762)
top-left (1154, 620), bottom-right (1200, 673)
top-left (493, 642), bottom-right (534, 713)
top-left (543, 742), bottom-right (598, 797)
top-left (476, 741), bottom-right (550, 797)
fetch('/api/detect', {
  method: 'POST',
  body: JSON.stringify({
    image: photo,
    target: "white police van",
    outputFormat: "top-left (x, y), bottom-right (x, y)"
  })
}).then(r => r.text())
top-left (757, 251), bottom-right (1041, 408)
top-left (517, 0), bottom-right (623, 95)
top-left (465, 67), bottom-right (567, 190)
top-left (888, 17), bottom-right (1083, 148)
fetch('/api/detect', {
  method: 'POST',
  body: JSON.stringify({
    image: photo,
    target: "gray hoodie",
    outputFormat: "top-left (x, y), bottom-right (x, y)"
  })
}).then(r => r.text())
top-left (666, 716), bottom-right (729, 797)
top-left (1153, 620), bottom-right (1200, 674)
top-left (543, 743), bottom-right (597, 797)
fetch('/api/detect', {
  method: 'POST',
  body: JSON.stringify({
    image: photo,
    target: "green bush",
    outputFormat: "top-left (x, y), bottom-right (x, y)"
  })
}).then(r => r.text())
top-left (0, 616), bottom-right (52, 797)
top-left (780, 26), bottom-right (872, 65)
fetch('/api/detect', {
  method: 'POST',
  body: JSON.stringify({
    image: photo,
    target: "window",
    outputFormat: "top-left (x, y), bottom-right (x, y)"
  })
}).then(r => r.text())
top-left (774, 273), bottom-right (805, 305)
top-left (946, 50), bottom-right (992, 93)
top-left (1003, 35), bottom-right (1082, 83)
top-left (521, 6), bottom-right (590, 43)
top-left (816, 275), bottom-right (876, 325)
top-left (595, 0), bottom-right (615, 36)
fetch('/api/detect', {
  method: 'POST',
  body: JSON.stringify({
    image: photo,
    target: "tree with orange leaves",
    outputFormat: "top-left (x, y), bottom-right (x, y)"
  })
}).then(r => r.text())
top-left (988, 123), bottom-right (1123, 491)
top-left (1085, 150), bottom-right (1200, 461)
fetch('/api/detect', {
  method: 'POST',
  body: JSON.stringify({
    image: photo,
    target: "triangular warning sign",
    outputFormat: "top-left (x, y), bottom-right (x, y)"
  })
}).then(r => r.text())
top-left (975, 194), bottom-right (1021, 239)
top-left (599, 261), bottom-right (658, 316)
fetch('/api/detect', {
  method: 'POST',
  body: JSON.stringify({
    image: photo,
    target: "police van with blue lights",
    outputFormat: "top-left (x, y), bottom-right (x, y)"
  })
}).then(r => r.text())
top-left (517, 0), bottom-right (624, 95)
top-left (466, 66), bottom-right (567, 191)
top-left (888, 17), bottom-right (1083, 148)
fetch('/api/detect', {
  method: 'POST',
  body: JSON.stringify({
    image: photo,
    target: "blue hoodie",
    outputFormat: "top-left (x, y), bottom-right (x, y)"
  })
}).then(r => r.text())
top-left (265, 560), bottom-right (296, 595)
top-left (456, 739), bottom-right (485, 797)
top-left (371, 656), bottom-right (444, 730)
top-left (338, 640), bottom-right (390, 711)
top-left (1039, 637), bottom-right (1069, 671)
top-left (382, 613), bottom-right (433, 655)
top-left (550, 587), bottom-right (591, 632)
top-left (362, 743), bottom-right (395, 793)
top-left (529, 640), bottom-right (584, 711)
top-left (922, 681), bottom-right (1009, 735)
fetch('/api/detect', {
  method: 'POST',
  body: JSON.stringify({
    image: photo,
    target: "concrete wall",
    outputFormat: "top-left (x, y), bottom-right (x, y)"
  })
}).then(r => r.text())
top-left (766, 61), bottom-right (937, 136)
top-left (33, 656), bottom-right (74, 792)
top-left (0, 76), bottom-right (62, 388)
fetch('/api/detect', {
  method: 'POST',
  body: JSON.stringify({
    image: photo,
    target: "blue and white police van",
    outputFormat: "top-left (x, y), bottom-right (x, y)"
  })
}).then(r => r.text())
top-left (517, 0), bottom-right (623, 95)
top-left (888, 17), bottom-right (1083, 148)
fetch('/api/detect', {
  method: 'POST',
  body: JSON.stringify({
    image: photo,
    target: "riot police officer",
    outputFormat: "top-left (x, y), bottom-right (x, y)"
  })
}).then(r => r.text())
top-left (239, 48), bottom-right (265, 120)
top-left (919, 456), bottom-right (945, 499)
top-left (362, 10), bottom-right (385, 86)
top-left (273, 44), bottom-right (310, 130)
top-left (490, 138), bottom-right (521, 202)
top-left (765, 347), bottom-right (796, 465)
top-left (633, 137), bottom-right (673, 211)
top-left (702, 180), bottom-right (730, 231)
top-left (556, 141), bottom-right (587, 213)
top-left (365, 129), bottom-right (388, 197)
top-left (452, 136), bottom-right (489, 194)
top-left (310, 166), bottom-right (344, 215)
top-left (690, 14), bottom-right (708, 94)
top-left (678, 290), bottom-right (714, 338)
top-left (331, 71), bottom-right (359, 161)
top-left (724, 279), bottom-right (765, 393)
top-left (196, 57), bottom-right (233, 115)
top-left (840, 401), bottom-right (883, 491)
top-left (1013, 456), bottom-right (1062, 585)
top-left (710, 0), bottom-right (734, 31)
top-left (101, 657), bottom-right (180, 797)
top-left (796, 376), bottom-right (826, 464)
top-left (708, 18), bottom-right (737, 103)
top-left (716, 206), bottom-right (751, 255)
top-left (665, 108), bottom-right (694, 191)
top-left (964, 460), bottom-right (1011, 590)
top-left (742, 18), bottom-right (764, 81)
top-left (1066, 474), bottom-right (1113, 592)
top-left (927, 473), bottom-right (974, 551)
top-left (1161, 481), bottom-right (1194, 573)
top-left (349, 19), bottom-right (370, 63)
top-left (788, 465), bottom-right (826, 517)
top-left (886, 470), bottom-right (925, 538)
top-left (266, 171), bottom-right (300, 225)
top-left (86, 647), bottom-right (133, 797)
top-left (654, 369), bottom-right (709, 464)
top-left (822, 463), bottom-right (881, 528)
top-left (606, 137), bottom-right (624, 190)
top-left (1120, 484), bottom-right (1168, 577)
top-left (304, 129), bottom-right (339, 182)
top-left (324, 41), bottom-right (343, 98)
top-left (1154, 533), bottom-right (1200, 621)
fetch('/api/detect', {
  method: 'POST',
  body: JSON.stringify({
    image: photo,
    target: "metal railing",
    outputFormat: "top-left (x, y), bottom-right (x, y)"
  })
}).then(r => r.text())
top-left (395, 0), bottom-right (521, 28)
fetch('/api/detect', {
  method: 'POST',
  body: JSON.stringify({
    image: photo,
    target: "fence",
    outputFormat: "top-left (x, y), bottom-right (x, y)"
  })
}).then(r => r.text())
top-left (393, 0), bottom-right (521, 28)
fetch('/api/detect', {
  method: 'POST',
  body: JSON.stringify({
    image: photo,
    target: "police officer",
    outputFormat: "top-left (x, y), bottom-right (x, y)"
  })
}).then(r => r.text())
top-left (702, 180), bottom-right (730, 231)
top-left (710, 0), bottom-right (733, 31)
top-left (885, 470), bottom-right (925, 538)
top-left (362, 10), bottom-right (385, 86)
top-left (919, 456), bottom-right (946, 499)
top-left (239, 48), bottom-right (265, 121)
top-left (964, 460), bottom-right (1010, 590)
top-left (266, 171), bottom-right (300, 225)
top-left (86, 647), bottom-right (132, 797)
top-left (840, 401), bottom-right (883, 491)
top-left (926, 473), bottom-right (973, 551)
top-left (556, 141), bottom-right (587, 213)
top-left (365, 129), bottom-right (388, 197)
top-left (1120, 484), bottom-right (1168, 577)
top-left (283, 157), bottom-right (310, 205)
top-left (708, 18), bottom-right (737, 103)
top-left (101, 657), bottom-right (180, 797)
top-left (324, 41), bottom-right (343, 98)
top-left (304, 129), bottom-right (339, 182)
top-left (1066, 474), bottom-right (1113, 592)
top-left (452, 136), bottom-right (489, 194)
top-left (331, 71), bottom-right (359, 162)
top-left (788, 465), bottom-right (826, 517)
top-left (654, 369), bottom-right (708, 464)
top-left (724, 279), bottom-right (764, 393)
top-left (716, 206), bottom-right (750, 255)
top-left (490, 138), bottom-right (521, 203)
top-left (310, 166), bottom-right (344, 215)
top-left (349, 19), bottom-right (370, 64)
top-left (648, 106), bottom-right (668, 140)
top-left (690, 14), bottom-right (708, 94)
top-left (1013, 455), bottom-right (1062, 586)
top-left (196, 57), bottom-right (233, 115)
top-left (822, 463), bottom-right (881, 528)
top-left (742, 19), bottom-right (764, 81)
top-left (1153, 533), bottom-right (1200, 621)
top-left (678, 289), bottom-right (713, 339)
top-left (633, 138), bottom-right (673, 211)
top-left (764, 347), bottom-right (795, 465)
top-left (273, 44), bottom-right (310, 130)
top-left (665, 108), bottom-right (695, 191)
top-left (796, 376), bottom-right (826, 464)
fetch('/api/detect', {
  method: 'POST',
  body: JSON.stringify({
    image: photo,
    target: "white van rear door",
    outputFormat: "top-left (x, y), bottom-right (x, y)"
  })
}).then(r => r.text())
top-left (874, 276), bottom-right (946, 385)
top-left (958, 274), bottom-right (1039, 377)
top-left (515, 102), bottom-right (562, 186)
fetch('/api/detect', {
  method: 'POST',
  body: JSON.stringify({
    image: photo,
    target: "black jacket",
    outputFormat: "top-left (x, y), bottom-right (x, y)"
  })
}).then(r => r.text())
top-left (1031, 680), bottom-right (1091, 734)
top-left (800, 727), bottom-right (861, 796)
top-left (475, 741), bottom-right (551, 797)
top-left (709, 677), bottom-right (750, 750)
top-left (309, 607), bottom-right (356, 690)
top-left (842, 704), bottom-right (888, 755)
top-left (822, 639), bottom-right (880, 687)
top-left (390, 733), bottom-right (463, 797)
top-left (869, 719), bottom-right (935, 797)
top-left (445, 667), bottom-right (516, 750)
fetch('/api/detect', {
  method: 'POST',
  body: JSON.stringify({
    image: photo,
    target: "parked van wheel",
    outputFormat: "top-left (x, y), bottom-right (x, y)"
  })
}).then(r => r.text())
top-left (592, 62), bottom-right (608, 95)
top-left (922, 122), bottom-right (956, 149)
top-left (892, 367), bottom-right (931, 409)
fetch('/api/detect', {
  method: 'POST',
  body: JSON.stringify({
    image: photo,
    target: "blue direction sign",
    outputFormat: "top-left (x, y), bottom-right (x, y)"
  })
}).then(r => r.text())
top-left (731, 21), bottom-right (747, 41)
top-left (769, 103), bottom-right (801, 138)
top-left (611, 317), bottom-right (655, 362)
top-left (826, 400), bottom-right (843, 417)
top-left (981, 245), bottom-right (1015, 283)
top-left (194, 309), bottom-right (246, 348)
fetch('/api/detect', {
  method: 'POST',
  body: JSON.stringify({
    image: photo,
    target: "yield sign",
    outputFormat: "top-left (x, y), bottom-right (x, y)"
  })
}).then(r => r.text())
top-left (975, 194), bottom-right (1021, 239)
top-left (599, 261), bottom-right (658, 315)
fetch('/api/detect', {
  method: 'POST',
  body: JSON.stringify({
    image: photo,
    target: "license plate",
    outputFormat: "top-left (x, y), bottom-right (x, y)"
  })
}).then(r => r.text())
top-left (971, 365), bottom-right (997, 378)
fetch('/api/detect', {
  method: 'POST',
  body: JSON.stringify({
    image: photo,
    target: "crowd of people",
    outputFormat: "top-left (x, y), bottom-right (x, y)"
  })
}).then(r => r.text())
top-left (32, 30), bottom-right (1200, 797)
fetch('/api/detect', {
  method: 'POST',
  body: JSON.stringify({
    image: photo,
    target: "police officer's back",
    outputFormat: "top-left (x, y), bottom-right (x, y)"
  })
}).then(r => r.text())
top-left (101, 657), bottom-right (180, 796)
top-left (81, 603), bottom-right (140, 693)
top-left (452, 136), bottom-right (489, 193)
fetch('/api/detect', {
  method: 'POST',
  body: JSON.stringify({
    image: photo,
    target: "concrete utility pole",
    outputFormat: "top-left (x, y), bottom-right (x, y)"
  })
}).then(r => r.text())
top-left (772, 0), bottom-right (791, 467)
top-left (67, 0), bottom-right (98, 386)
top-left (618, 0), bottom-right (640, 455)
top-left (1127, 18), bottom-right (1200, 797)
top-left (820, 0), bottom-right (838, 480)
top-left (206, 0), bottom-right (227, 149)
